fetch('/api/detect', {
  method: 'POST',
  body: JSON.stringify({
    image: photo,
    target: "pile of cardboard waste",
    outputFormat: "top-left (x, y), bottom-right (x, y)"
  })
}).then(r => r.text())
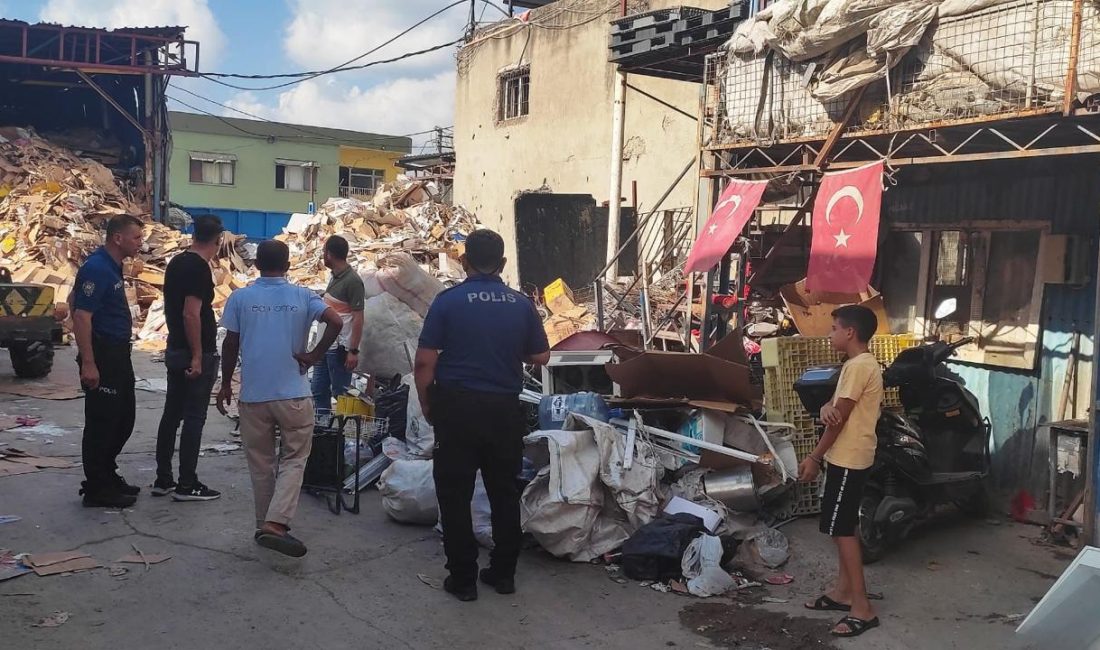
top-left (0, 126), bottom-right (205, 349)
top-left (0, 127), bottom-right (479, 354)
top-left (277, 178), bottom-right (478, 291)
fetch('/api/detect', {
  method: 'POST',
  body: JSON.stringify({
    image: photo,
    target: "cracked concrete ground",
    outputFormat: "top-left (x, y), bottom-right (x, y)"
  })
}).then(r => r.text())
top-left (0, 348), bottom-right (1074, 649)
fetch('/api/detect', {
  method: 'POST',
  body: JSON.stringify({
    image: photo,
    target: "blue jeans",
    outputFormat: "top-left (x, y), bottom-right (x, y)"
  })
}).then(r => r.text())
top-left (311, 347), bottom-right (353, 412)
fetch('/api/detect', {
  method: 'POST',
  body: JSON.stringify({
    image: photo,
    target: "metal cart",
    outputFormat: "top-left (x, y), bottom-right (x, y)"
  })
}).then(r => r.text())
top-left (304, 408), bottom-right (388, 515)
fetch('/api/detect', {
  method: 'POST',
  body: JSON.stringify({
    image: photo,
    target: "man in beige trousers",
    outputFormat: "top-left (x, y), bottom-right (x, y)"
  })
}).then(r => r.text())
top-left (217, 240), bottom-right (343, 557)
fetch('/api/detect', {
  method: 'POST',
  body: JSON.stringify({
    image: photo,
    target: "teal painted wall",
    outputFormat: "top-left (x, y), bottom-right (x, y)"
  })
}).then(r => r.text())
top-left (168, 130), bottom-right (339, 214)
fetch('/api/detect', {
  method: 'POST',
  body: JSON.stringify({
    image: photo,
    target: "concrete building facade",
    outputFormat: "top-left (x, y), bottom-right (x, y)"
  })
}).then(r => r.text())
top-left (168, 112), bottom-right (410, 238)
top-left (453, 0), bottom-right (730, 285)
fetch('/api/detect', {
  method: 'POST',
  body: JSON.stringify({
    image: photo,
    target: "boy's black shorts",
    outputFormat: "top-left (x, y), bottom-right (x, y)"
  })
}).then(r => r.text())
top-left (819, 463), bottom-right (872, 537)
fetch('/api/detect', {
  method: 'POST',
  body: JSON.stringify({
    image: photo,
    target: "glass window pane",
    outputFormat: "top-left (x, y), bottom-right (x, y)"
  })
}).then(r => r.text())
top-left (934, 230), bottom-right (967, 286)
top-left (983, 230), bottom-right (1040, 326)
top-left (879, 231), bottom-right (923, 334)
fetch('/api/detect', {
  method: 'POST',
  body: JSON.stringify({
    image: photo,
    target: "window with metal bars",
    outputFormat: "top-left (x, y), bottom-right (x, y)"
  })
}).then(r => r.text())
top-left (498, 67), bottom-right (530, 122)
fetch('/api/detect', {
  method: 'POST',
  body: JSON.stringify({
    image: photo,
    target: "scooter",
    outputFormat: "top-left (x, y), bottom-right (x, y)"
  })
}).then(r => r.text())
top-left (793, 321), bottom-right (992, 562)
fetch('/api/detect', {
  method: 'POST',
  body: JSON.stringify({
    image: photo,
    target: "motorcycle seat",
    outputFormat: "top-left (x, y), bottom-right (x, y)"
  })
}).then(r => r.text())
top-left (918, 470), bottom-right (984, 486)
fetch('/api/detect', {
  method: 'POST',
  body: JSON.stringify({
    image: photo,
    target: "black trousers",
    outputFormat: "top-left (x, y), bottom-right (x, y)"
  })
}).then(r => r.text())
top-left (155, 351), bottom-right (219, 486)
top-left (431, 384), bottom-right (525, 585)
top-left (79, 340), bottom-right (136, 491)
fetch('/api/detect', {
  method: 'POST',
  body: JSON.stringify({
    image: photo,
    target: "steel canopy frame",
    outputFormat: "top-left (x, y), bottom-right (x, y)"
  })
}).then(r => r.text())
top-left (0, 20), bottom-right (198, 75)
top-left (702, 113), bottom-right (1100, 177)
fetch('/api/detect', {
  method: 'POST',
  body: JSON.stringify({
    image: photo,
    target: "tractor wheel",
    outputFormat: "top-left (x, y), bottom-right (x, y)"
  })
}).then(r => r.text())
top-left (10, 340), bottom-right (54, 379)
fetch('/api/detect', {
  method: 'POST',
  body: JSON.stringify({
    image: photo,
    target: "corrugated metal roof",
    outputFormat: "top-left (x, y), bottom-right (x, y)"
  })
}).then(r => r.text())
top-left (168, 111), bottom-right (413, 153)
top-left (0, 19), bottom-right (187, 40)
top-left (884, 157), bottom-right (1100, 235)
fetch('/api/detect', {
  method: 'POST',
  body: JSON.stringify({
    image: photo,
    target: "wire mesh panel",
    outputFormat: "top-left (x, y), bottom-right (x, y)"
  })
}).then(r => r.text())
top-left (712, 0), bottom-right (1100, 146)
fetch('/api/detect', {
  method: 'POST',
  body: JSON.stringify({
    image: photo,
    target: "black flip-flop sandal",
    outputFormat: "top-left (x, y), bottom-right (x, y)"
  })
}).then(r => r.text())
top-left (832, 615), bottom-right (880, 637)
top-left (805, 595), bottom-right (852, 612)
top-left (256, 531), bottom-right (307, 557)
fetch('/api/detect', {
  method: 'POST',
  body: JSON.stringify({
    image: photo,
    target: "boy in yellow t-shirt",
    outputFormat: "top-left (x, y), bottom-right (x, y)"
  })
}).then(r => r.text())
top-left (798, 304), bottom-right (883, 639)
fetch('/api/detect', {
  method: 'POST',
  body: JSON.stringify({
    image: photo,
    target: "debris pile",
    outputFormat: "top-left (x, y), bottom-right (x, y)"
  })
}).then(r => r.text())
top-left (276, 177), bottom-right (479, 290)
top-left (0, 126), bottom-right (222, 348)
top-left (0, 129), bottom-right (473, 353)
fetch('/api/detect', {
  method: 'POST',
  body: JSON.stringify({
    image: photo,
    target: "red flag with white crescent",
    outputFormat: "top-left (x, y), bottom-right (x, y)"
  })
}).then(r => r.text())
top-left (806, 161), bottom-right (884, 293)
top-left (684, 178), bottom-right (769, 274)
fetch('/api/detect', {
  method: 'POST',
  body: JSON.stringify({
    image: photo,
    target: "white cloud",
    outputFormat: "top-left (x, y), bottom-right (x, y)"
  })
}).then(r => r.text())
top-left (283, 0), bottom-right (469, 76)
top-left (38, 0), bottom-right (227, 66)
top-left (225, 72), bottom-right (456, 145)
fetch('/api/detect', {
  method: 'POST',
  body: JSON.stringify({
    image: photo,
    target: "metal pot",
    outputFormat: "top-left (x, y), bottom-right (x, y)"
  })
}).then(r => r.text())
top-left (703, 466), bottom-right (759, 512)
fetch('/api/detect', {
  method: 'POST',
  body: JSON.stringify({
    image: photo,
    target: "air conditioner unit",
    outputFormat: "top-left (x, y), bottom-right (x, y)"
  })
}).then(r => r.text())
top-left (541, 350), bottom-right (616, 396)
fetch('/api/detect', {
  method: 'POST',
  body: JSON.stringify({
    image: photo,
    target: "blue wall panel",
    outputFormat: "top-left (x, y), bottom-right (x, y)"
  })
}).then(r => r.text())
top-left (183, 207), bottom-right (291, 240)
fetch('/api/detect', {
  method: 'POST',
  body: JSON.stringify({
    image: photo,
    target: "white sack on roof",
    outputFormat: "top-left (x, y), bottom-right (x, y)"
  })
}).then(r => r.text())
top-left (765, 0), bottom-right (917, 62)
top-left (811, 0), bottom-right (937, 100)
top-left (723, 0), bottom-right (1100, 140)
top-left (729, 17), bottom-right (774, 55)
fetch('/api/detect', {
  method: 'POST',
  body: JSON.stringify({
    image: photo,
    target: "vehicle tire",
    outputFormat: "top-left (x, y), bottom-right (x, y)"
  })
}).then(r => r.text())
top-left (10, 340), bottom-right (54, 379)
top-left (858, 488), bottom-right (888, 564)
top-left (955, 484), bottom-right (990, 517)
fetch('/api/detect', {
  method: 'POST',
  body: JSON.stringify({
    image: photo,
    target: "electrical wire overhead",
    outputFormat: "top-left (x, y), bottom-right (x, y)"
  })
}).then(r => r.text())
top-left (166, 94), bottom-right (441, 142)
top-left (198, 0), bottom-right (469, 91)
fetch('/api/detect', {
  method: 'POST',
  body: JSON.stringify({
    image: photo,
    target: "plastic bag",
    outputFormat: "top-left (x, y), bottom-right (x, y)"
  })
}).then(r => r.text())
top-left (374, 253), bottom-right (445, 317)
top-left (356, 293), bottom-right (422, 378)
top-left (382, 436), bottom-right (410, 460)
top-left (682, 534), bottom-right (737, 597)
top-left (343, 439), bottom-right (373, 470)
top-left (401, 373), bottom-right (434, 458)
top-left (378, 459), bottom-right (438, 525)
top-left (436, 471), bottom-right (494, 549)
top-left (746, 528), bottom-right (790, 568)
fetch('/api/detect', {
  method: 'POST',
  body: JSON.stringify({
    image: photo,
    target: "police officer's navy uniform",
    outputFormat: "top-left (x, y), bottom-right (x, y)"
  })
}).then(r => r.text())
top-left (73, 246), bottom-right (137, 493)
top-left (419, 273), bottom-right (550, 587)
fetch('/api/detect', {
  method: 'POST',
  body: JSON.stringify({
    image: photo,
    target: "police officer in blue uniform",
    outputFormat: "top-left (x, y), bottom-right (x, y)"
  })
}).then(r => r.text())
top-left (415, 229), bottom-right (550, 602)
top-left (72, 215), bottom-right (145, 508)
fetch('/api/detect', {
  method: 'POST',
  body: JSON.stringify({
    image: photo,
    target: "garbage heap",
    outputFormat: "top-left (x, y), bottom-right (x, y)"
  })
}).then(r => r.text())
top-left (277, 179), bottom-right (478, 291)
top-left (0, 126), bottom-right (202, 346)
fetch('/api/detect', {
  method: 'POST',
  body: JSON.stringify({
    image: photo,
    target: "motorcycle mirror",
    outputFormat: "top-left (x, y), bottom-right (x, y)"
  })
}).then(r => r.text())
top-left (934, 298), bottom-right (958, 320)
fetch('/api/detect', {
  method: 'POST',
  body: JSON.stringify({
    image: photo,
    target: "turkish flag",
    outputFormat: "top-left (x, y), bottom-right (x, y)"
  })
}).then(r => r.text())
top-left (806, 161), bottom-right (884, 293)
top-left (684, 178), bottom-right (768, 274)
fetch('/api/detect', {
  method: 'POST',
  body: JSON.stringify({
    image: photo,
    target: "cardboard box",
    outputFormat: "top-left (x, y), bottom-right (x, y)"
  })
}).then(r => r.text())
top-left (605, 333), bottom-right (761, 410)
top-left (544, 305), bottom-right (592, 348)
top-left (123, 258), bottom-right (144, 278)
top-left (543, 278), bottom-right (577, 315)
top-left (779, 279), bottom-right (889, 337)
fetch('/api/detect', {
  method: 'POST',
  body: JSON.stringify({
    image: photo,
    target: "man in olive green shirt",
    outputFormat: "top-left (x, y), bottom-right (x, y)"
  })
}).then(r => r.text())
top-left (310, 236), bottom-right (366, 410)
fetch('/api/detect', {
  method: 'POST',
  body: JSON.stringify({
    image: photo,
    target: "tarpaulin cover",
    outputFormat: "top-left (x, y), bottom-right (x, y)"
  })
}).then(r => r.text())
top-left (723, 0), bottom-right (1100, 138)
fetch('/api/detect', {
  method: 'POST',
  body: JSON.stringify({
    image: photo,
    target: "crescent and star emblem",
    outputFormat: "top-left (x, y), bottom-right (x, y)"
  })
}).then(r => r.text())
top-left (707, 193), bottom-right (744, 235)
top-left (824, 185), bottom-right (865, 248)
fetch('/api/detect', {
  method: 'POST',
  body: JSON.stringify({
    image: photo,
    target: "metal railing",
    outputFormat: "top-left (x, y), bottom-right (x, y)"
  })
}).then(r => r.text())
top-left (338, 186), bottom-right (375, 200)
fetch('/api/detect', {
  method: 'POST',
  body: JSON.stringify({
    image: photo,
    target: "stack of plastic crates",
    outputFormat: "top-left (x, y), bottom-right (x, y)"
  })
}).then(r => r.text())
top-left (761, 335), bottom-right (919, 516)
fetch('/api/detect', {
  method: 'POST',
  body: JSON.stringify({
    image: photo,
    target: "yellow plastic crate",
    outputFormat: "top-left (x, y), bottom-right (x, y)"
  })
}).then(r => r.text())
top-left (335, 395), bottom-right (375, 418)
top-left (762, 334), bottom-right (918, 429)
top-left (763, 335), bottom-right (919, 516)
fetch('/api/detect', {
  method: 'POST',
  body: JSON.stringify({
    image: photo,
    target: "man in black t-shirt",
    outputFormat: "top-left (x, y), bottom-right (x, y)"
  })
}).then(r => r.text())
top-left (154, 215), bottom-right (224, 501)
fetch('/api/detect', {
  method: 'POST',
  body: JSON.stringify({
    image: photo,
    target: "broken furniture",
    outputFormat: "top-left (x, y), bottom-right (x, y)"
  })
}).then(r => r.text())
top-left (1043, 420), bottom-right (1089, 543)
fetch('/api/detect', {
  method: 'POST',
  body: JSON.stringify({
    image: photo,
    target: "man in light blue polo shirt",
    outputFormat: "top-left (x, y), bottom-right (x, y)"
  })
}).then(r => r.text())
top-left (216, 240), bottom-right (342, 558)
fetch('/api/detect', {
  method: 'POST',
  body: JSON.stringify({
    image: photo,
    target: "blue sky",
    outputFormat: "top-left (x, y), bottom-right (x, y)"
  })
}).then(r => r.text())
top-left (1, 1), bottom-right (484, 149)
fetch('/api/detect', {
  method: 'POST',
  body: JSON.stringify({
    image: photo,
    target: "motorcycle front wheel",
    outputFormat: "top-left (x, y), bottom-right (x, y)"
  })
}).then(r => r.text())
top-left (858, 488), bottom-right (888, 564)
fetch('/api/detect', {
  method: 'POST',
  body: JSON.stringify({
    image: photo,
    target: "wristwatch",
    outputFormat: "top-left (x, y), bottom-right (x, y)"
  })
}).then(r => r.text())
top-left (348, 348), bottom-right (359, 355)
